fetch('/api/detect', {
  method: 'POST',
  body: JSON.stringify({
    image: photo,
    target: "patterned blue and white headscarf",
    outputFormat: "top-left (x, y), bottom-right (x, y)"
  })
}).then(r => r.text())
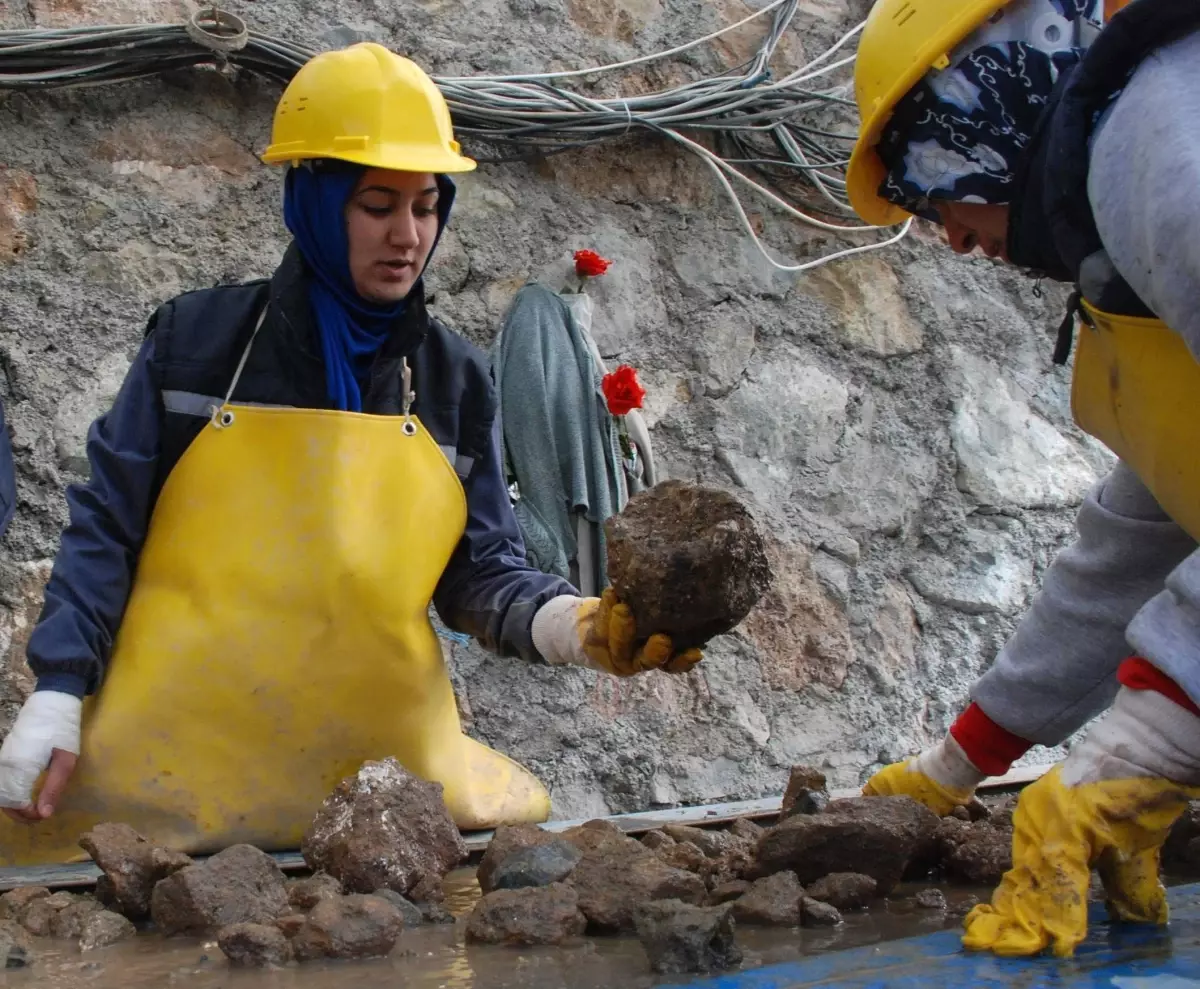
top-left (876, 0), bottom-right (1102, 221)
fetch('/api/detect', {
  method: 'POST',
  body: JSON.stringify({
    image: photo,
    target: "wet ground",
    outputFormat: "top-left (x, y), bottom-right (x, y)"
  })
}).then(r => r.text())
top-left (6, 872), bottom-right (988, 989)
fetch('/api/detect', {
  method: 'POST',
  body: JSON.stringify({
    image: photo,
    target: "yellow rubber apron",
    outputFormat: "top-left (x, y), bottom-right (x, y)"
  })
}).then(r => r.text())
top-left (1, 311), bottom-right (549, 866)
top-left (1072, 300), bottom-right (1200, 542)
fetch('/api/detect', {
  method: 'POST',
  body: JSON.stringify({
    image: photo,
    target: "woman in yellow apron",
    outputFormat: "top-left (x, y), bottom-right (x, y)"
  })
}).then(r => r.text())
top-left (0, 43), bottom-right (701, 865)
top-left (844, 0), bottom-right (1200, 960)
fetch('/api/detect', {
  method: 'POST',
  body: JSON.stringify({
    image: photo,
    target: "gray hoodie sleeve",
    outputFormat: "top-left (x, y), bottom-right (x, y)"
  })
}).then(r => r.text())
top-left (971, 463), bottom-right (1195, 744)
top-left (1087, 29), bottom-right (1200, 708)
top-left (971, 29), bottom-right (1200, 740)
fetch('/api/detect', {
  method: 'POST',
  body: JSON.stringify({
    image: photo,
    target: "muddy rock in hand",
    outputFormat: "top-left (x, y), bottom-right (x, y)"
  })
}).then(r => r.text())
top-left (805, 873), bottom-right (877, 911)
top-left (634, 899), bottom-right (742, 975)
top-left (780, 766), bottom-right (830, 818)
top-left (80, 910), bottom-right (137, 951)
top-left (605, 480), bottom-right (771, 650)
top-left (755, 796), bottom-right (939, 895)
top-left (78, 823), bottom-right (194, 920)
top-left (150, 844), bottom-right (289, 936)
top-left (291, 894), bottom-right (404, 962)
top-left (218, 922), bottom-right (293, 967)
top-left (570, 842), bottom-right (706, 934)
top-left (490, 841), bottom-right (582, 891)
top-left (731, 871), bottom-right (804, 926)
top-left (303, 757), bottom-right (466, 902)
top-left (466, 883), bottom-right (587, 946)
top-left (936, 818), bottom-right (1013, 885)
top-left (0, 921), bottom-right (32, 969)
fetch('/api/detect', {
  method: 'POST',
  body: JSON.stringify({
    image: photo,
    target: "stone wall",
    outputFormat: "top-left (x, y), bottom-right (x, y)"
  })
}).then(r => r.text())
top-left (0, 0), bottom-right (1114, 818)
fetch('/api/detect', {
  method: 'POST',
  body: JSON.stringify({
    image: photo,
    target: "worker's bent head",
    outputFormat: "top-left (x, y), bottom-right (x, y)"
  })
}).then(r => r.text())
top-left (846, 0), bottom-right (1102, 255)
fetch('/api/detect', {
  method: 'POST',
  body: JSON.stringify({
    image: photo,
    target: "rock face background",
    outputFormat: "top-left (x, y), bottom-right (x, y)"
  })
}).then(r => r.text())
top-left (0, 0), bottom-right (1114, 817)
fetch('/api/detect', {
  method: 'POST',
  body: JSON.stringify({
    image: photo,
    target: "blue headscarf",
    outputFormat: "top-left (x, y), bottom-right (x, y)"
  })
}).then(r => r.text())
top-left (876, 0), bottom-right (1101, 221)
top-left (282, 163), bottom-right (451, 412)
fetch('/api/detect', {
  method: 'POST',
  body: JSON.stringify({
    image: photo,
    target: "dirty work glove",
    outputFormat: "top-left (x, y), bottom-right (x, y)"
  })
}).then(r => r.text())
top-left (963, 684), bottom-right (1200, 958)
top-left (532, 589), bottom-right (704, 677)
top-left (862, 734), bottom-right (987, 817)
top-left (0, 690), bottom-right (82, 822)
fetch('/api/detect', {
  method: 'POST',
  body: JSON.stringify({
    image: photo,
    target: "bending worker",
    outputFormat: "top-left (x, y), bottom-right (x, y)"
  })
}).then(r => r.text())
top-left (847, 0), bottom-right (1200, 959)
top-left (0, 43), bottom-right (701, 865)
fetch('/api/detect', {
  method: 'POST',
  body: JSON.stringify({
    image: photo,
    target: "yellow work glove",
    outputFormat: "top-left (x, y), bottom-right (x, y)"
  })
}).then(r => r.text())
top-left (962, 686), bottom-right (1200, 958)
top-left (531, 589), bottom-right (704, 677)
top-left (862, 734), bottom-right (986, 817)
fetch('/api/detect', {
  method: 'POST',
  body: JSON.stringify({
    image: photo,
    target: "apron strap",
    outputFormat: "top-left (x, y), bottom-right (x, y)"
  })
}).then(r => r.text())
top-left (212, 305), bottom-right (270, 429)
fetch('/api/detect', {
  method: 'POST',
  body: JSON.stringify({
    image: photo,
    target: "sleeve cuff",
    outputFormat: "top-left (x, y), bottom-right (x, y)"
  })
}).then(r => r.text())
top-left (1119, 656), bottom-right (1200, 717)
top-left (949, 702), bottom-right (1034, 777)
top-left (34, 673), bottom-right (90, 699)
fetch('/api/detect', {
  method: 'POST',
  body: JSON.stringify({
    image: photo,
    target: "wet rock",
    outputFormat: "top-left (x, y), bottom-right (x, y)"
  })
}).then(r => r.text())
top-left (50, 897), bottom-right (105, 938)
top-left (801, 897), bottom-right (842, 927)
top-left (302, 758), bottom-right (467, 902)
top-left (290, 894), bottom-right (403, 962)
top-left (370, 889), bottom-right (424, 928)
top-left (416, 900), bottom-right (455, 925)
top-left (915, 889), bottom-right (947, 911)
top-left (217, 922), bottom-right (292, 967)
top-left (1164, 801), bottom-right (1200, 875)
top-left (641, 830), bottom-right (676, 850)
top-left (18, 891), bottom-right (74, 936)
top-left (731, 871), bottom-right (804, 926)
top-left (659, 841), bottom-right (708, 875)
top-left (570, 843), bottom-right (707, 934)
top-left (274, 913), bottom-right (308, 940)
top-left (729, 818), bottom-right (765, 842)
top-left (605, 480), bottom-right (771, 649)
top-left (287, 873), bottom-right (343, 911)
top-left (560, 819), bottom-right (638, 854)
top-left (0, 887), bottom-right (48, 922)
top-left (465, 883), bottom-right (587, 946)
top-left (0, 921), bottom-right (32, 968)
top-left (805, 873), bottom-right (877, 911)
top-left (986, 795), bottom-right (1019, 830)
top-left (491, 841), bottom-right (582, 890)
top-left (780, 766), bottom-right (830, 818)
top-left (477, 824), bottom-right (560, 893)
top-left (936, 818), bottom-right (1013, 885)
top-left (150, 844), bottom-right (289, 936)
top-left (79, 910), bottom-right (136, 951)
top-left (78, 823), bottom-right (194, 920)
top-left (708, 880), bottom-right (750, 905)
top-left (947, 894), bottom-right (982, 919)
top-left (634, 899), bottom-right (742, 975)
top-left (704, 845), bottom-right (756, 890)
top-left (662, 825), bottom-right (735, 859)
top-left (756, 796), bottom-right (940, 895)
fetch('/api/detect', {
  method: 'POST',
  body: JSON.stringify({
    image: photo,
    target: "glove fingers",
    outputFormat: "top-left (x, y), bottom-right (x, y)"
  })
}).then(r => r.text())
top-left (634, 634), bottom-right (673, 672)
top-left (862, 760), bottom-right (968, 817)
top-left (1097, 845), bottom-right (1168, 925)
top-left (663, 648), bottom-right (704, 675)
top-left (607, 601), bottom-right (638, 673)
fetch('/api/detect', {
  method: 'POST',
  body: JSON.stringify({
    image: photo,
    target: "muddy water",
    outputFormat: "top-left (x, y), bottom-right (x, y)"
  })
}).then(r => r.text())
top-left (6, 873), bottom-right (985, 989)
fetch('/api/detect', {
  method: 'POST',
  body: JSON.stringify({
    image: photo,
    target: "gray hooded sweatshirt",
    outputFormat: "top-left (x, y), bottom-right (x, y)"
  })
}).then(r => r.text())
top-left (971, 29), bottom-right (1200, 742)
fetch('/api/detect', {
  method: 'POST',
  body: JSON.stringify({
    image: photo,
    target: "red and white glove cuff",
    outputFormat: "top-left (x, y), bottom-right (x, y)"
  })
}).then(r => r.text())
top-left (949, 702), bottom-right (1034, 778)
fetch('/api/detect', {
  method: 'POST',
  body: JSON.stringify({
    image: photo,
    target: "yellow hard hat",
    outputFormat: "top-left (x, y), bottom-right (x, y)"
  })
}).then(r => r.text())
top-left (262, 42), bottom-right (477, 174)
top-left (845, 0), bottom-right (1009, 226)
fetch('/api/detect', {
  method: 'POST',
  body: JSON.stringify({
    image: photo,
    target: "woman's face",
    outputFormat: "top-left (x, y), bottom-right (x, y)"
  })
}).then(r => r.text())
top-left (934, 201), bottom-right (1011, 261)
top-left (345, 168), bottom-right (441, 304)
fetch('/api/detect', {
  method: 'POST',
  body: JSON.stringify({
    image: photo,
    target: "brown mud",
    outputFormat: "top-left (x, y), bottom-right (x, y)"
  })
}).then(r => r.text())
top-left (9, 870), bottom-right (986, 989)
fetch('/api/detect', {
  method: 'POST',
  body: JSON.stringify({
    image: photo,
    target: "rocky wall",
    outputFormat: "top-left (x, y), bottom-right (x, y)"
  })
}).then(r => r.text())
top-left (0, 0), bottom-right (1114, 818)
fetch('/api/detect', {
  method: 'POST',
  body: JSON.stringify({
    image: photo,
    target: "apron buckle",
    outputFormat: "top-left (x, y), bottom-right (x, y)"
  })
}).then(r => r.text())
top-left (401, 357), bottom-right (417, 436)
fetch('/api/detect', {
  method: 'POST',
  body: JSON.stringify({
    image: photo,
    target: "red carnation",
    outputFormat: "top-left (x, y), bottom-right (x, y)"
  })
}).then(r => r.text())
top-left (574, 249), bottom-right (612, 278)
top-left (601, 364), bottom-right (646, 417)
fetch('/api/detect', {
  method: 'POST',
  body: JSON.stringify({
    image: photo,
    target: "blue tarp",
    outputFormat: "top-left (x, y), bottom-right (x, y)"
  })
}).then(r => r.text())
top-left (665, 884), bottom-right (1200, 989)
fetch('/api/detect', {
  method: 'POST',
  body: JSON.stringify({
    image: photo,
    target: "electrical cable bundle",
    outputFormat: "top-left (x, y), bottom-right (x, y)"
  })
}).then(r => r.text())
top-left (0, 2), bottom-right (910, 272)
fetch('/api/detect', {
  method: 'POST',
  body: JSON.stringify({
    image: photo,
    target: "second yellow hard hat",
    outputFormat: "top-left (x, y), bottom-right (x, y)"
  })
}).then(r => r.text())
top-left (262, 42), bottom-right (477, 174)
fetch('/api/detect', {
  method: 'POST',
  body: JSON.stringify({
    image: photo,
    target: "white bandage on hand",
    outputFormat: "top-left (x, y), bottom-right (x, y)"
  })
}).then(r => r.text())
top-left (0, 691), bottom-right (82, 808)
top-left (531, 595), bottom-right (595, 670)
top-left (912, 734), bottom-right (989, 793)
top-left (1061, 686), bottom-right (1200, 788)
